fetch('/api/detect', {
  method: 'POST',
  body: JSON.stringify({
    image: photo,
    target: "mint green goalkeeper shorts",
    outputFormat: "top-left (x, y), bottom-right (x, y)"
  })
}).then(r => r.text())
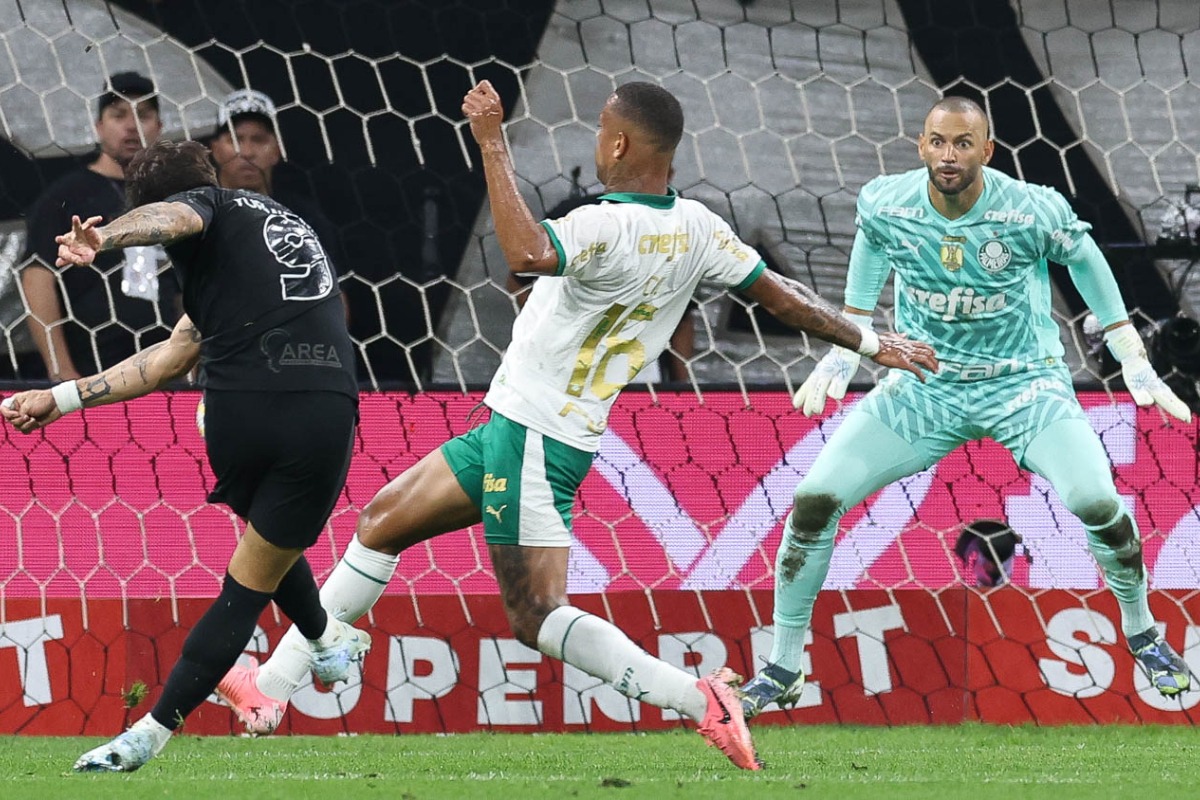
top-left (857, 360), bottom-right (1088, 467)
top-left (440, 411), bottom-right (593, 547)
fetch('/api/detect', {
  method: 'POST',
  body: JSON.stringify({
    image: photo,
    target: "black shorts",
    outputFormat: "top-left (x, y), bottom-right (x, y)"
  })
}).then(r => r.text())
top-left (203, 389), bottom-right (357, 549)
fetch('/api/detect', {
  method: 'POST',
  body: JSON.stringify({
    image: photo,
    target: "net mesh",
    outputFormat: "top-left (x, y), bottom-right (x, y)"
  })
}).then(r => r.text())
top-left (0, 0), bottom-right (1199, 733)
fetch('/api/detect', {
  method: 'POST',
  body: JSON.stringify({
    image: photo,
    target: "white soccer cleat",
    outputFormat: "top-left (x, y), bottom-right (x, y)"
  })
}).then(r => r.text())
top-left (72, 716), bottom-right (168, 773)
top-left (311, 619), bottom-right (372, 686)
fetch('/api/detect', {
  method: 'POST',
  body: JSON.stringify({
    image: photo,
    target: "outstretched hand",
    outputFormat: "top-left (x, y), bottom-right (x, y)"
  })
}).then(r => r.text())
top-left (55, 215), bottom-right (104, 267)
top-left (0, 390), bottom-right (63, 434)
top-left (1105, 323), bottom-right (1192, 423)
top-left (791, 333), bottom-right (939, 417)
top-left (462, 80), bottom-right (505, 146)
top-left (1122, 358), bottom-right (1192, 423)
top-left (871, 332), bottom-right (939, 381)
top-left (792, 345), bottom-right (862, 417)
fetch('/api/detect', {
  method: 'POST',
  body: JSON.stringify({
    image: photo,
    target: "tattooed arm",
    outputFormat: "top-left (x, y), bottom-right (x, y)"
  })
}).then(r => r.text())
top-left (55, 203), bottom-right (204, 267)
top-left (77, 314), bottom-right (203, 406)
top-left (1, 316), bottom-right (202, 434)
top-left (741, 270), bottom-right (866, 351)
top-left (740, 270), bottom-right (939, 378)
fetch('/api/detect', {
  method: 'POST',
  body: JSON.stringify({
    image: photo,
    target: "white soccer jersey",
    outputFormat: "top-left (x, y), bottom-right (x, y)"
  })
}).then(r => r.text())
top-left (484, 190), bottom-right (765, 452)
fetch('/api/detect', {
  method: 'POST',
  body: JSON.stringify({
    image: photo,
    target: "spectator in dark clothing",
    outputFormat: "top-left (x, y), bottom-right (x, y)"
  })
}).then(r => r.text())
top-left (209, 89), bottom-right (349, 320)
top-left (21, 71), bottom-right (177, 379)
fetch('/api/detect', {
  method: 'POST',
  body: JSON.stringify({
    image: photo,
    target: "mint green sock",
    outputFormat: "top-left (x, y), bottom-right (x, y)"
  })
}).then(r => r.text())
top-left (1021, 418), bottom-right (1155, 642)
top-left (766, 409), bottom-right (929, 675)
top-left (1084, 506), bottom-right (1154, 639)
top-left (768, 511), bottom-right (839, 674)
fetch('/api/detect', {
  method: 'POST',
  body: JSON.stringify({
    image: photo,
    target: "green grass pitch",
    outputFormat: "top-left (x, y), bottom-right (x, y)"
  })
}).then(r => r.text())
top-left (4, 725), bottom-right (1195, 799)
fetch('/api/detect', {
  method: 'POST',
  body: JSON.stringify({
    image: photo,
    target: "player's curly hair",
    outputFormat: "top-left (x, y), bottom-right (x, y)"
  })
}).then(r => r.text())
top-left (125, 140), bottom-right (218, 208)
top-left (612, 81), bottom-right (684, 153)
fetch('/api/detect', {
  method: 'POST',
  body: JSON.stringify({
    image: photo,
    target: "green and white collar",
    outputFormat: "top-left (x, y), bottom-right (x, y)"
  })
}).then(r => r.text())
top-left (597, 187), bottom-right (678, 209)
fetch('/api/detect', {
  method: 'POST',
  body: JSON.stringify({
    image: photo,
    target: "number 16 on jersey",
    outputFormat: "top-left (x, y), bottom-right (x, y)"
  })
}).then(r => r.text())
top-left (559, 301), bottom-right (658, 430)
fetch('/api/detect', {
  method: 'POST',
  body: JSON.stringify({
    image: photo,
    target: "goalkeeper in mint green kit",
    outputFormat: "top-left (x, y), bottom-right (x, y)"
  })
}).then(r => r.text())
top-left (741, 96), bottom-right (1194, 718)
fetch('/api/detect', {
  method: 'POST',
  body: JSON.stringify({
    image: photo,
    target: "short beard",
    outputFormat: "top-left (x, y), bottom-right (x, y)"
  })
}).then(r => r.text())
top-left (927, 164), bottom-right (974, 197)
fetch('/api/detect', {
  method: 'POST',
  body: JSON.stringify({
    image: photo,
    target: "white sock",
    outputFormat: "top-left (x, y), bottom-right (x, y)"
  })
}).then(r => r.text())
top-left (317, 535), bottom-right (402, 622)
top-left (255, 627), bottom-right (310, 702)
top-left (256, 535), bottom-right (399, 702)
top-left (133, 713), bottom-right (173, 756)
top-left (310, 616), bottom-right (342, 650)
top-left (536, 606), bottom-right (708, 722)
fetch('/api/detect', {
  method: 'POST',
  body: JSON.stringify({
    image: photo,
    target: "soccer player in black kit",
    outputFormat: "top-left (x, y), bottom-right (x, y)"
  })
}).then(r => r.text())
top-left (1, 140), bottom-right (369, 772)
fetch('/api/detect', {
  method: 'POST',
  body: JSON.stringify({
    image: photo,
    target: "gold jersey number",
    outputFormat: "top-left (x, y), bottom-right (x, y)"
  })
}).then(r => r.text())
top-left (566, 302), bottom-right (658, 400)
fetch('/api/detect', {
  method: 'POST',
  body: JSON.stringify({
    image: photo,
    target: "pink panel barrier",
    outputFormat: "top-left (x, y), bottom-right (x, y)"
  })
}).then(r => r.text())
top-left (0, 391), bottom-right (1195, 597)
top-left (1, 391), bottom-right (1197, 733)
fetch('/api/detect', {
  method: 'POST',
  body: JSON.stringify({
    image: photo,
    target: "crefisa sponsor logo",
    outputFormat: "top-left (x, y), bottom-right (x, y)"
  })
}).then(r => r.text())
top-left (983, 208), bottom-right (1034, 225)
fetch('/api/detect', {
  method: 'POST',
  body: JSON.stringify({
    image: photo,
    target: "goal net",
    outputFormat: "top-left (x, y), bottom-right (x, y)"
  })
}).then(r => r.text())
top-left (0, 0), bottom-right (1198, 734)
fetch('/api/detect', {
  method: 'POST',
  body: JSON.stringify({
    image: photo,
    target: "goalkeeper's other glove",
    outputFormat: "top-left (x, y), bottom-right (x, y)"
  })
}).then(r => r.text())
top-left (792, 311), bottom-right (877, 417)
top-left (1105, 323), bottom-right (1193, 422)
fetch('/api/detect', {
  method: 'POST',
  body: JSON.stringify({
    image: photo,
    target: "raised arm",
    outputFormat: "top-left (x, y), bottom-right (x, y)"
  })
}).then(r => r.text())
top-left (1, 314), bottom-right (203, 434)
top-left (462, 80), bottom-right (559, 275)
top-left (55, 202), bottom-right (204, 267)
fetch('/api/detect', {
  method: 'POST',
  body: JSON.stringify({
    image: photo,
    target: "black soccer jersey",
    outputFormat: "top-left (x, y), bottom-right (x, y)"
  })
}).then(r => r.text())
top-left (165, 186), bottom-right (357, 398)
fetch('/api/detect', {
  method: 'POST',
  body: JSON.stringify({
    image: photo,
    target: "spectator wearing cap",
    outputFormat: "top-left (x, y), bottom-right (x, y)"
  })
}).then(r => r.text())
top-left (210, 89), bottom-right (348, 320)
top-left (20, 71), bottom-right (177, 379)
top-left (209, 89), bottom-right (284, 197)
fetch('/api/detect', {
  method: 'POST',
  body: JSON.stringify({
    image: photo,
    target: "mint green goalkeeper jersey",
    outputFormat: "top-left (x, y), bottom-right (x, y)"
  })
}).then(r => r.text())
top-left (849, 166), bottom-right (1128, 379)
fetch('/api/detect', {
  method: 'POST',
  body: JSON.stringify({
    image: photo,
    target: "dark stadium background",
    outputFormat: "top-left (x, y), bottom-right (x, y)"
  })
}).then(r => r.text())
top-left (0, 0), bottom-right (1179, 385)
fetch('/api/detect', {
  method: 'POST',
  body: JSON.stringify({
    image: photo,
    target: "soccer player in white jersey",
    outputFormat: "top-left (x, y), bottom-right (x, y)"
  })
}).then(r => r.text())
top-left (739, 96), bottom-right (1194, 719)
top-left (215, 80), bottom-right (936, 768)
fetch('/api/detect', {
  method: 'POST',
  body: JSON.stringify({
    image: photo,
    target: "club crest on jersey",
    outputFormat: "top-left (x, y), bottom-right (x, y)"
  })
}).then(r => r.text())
top-left (978, 239), bottom-right (1012, 273)
top-left (940, 235), bottom-right (966, 272)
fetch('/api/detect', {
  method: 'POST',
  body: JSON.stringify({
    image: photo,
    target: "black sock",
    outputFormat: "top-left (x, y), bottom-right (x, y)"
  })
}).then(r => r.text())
top-left (151, 572), bottom-right (272, 730)
top-left (272, 556), bottom-right (329, 640)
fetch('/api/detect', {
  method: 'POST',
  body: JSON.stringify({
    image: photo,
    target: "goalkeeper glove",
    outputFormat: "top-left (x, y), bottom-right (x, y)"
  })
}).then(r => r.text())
top-left (1104, 323), bottom-right (1193, 422)
top-left (792, 311), bottom-right (877, 417)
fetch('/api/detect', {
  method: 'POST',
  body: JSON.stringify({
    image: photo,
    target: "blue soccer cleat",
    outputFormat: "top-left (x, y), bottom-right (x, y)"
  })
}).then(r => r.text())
top-left (738, 663), bottom-right (805, 720)
top-left (1129, 627), bottom-right (1192, 697)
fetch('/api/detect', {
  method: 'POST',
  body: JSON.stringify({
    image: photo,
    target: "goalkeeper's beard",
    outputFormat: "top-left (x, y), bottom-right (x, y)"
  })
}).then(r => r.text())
top-left (926, 163), bottom-right (978, 196)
